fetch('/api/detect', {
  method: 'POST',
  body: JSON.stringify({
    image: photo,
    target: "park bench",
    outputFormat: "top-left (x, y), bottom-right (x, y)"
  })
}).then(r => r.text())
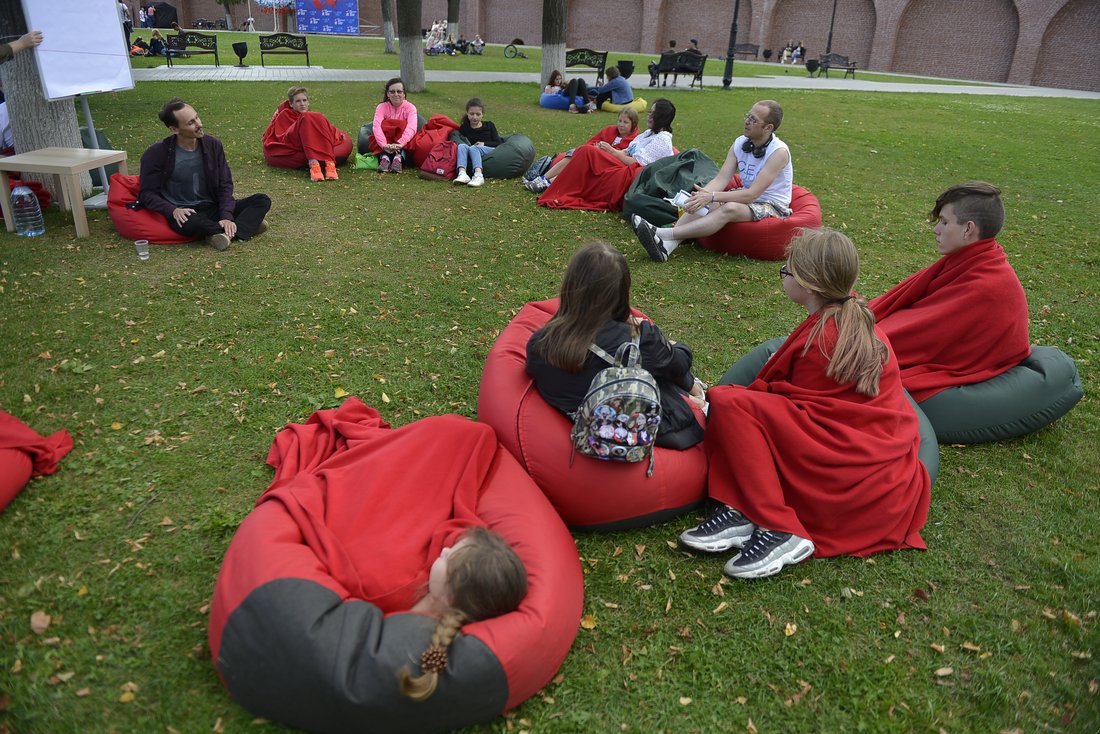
top-left (648, 51), bottom-right (708, 88)
top-left (259, 33), bottom-right (311, 67)
top-left (816, 52), bottom-right (857, 78)
top-left (165, 31), bottom-right (220, 67)
top-left (566, 48), bottom-right (608, 85)
top-left (733, 43), bottom-right (760, 60)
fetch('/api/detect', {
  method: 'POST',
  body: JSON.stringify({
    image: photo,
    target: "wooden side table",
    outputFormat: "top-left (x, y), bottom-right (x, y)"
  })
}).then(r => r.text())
top-left (0, 147), bottom-right (129, 238)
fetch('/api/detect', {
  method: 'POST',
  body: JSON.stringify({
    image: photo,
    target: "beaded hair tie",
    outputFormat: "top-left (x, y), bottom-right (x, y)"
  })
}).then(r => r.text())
top-left (420, 645), bottom-right (448, 674)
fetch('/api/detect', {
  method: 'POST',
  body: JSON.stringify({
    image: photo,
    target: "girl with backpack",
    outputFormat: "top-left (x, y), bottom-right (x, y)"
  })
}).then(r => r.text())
top-left (680, 228), bottom-right (931, 580)
top-left (526, 242), bottom-right (706, 450)
top-left (453, 98), bottom-right (501, 187)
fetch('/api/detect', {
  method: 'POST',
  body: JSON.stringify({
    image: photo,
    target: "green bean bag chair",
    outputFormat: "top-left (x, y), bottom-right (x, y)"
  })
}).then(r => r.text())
top-left (622, 148), bottom-right (720, 226)
top-left (718, 337), bottom-right (940, 484)
top-left (449, 133), bottom-right (536, 180)
top-left (601, 97), bottom-right (648, 114)
top-left (916, 346), bottom-right (1083, 444)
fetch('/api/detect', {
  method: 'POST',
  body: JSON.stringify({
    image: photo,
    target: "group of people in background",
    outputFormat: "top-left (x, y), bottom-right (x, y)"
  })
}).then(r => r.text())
top-left (423, 19), bottom-right (484, 56)
top-left (779, 40), bottom-right (806, 64)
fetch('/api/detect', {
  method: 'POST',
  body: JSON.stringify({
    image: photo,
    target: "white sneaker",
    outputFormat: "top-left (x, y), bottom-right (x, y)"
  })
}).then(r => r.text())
top-left (468, 172), bottom-right (485, 187)
top-left (454, 169), bottom-right (471, 185)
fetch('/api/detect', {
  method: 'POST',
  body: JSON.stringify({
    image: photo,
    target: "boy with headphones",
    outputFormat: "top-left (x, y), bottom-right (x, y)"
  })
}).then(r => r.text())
top-left (632, 99), bottom-right (793, 263)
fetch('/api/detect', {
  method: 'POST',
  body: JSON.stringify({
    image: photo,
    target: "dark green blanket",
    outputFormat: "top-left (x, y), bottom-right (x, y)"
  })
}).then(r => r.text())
top-left (623, 148), bottom-right (720, 225)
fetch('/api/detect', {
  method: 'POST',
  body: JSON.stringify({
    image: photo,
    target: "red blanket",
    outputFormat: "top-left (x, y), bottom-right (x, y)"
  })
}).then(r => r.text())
top-left (0, 410), bottom-right (73, 476)
top-left (262, 101), bottom-right (351, 168)
top-left (869, 238), bottom-right (1030, 402)
top-left (705, 316), bottom-right (930, 557)
top-left (262, 397), bottom-right (492, 614)
top-left (550, 125), bottom-right (639, 168)
top-left (1, 410), bottom-right (73, 512)
top-left (538, 144), bottom-right (643, 212)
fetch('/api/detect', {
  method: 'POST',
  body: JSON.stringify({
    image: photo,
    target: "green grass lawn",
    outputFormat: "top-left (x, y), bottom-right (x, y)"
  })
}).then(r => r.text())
top-left (0, 46), bottom-right (1097, 734)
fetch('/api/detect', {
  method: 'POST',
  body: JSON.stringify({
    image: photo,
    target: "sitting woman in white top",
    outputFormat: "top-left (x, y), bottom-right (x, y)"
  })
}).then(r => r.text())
top-left (631, 99), bottom-right (793, 262)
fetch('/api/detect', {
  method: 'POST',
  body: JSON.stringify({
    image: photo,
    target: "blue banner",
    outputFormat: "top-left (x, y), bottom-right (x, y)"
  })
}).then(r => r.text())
top-left (296, 0), bottom-right (359, 35)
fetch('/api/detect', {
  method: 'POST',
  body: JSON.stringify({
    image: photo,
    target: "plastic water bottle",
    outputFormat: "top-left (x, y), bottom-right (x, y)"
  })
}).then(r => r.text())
top-left (11, 185), bottom-right (45, 237)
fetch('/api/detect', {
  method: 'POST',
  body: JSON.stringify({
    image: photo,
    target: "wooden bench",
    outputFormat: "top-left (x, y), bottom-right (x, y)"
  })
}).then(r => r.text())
top-left (733, 43), bottom-right (760, 60)
top-left (816, 52), bottom-right (856, 78)
top-left (165, 31), bottom-right (220, 67)
top-left (259, 32), bottom-right (310, 67)
top-left (565, 48), bottom-right (608, 85)
top-left (648, 51), bottom-right (708, 88)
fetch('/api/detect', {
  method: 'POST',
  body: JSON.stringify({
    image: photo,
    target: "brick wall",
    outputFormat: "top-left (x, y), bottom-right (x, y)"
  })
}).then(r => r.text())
top-left (144, 0), bottom-right (1099, 92)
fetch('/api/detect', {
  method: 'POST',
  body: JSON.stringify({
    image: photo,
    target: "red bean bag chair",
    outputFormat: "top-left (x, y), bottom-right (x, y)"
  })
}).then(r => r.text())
top-left (478, 299), bottom-right (708, 531)
top-left (0, 410), bottom-right (73, 513)
top-left (697, 177), bottom-right (823, 261)
top-left (209, 398), bottom-right (583, 734)
top-left (107, 173), bottom-right (194, 244)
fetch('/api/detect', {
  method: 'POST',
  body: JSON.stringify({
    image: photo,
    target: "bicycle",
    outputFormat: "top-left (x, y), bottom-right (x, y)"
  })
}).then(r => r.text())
top-left (503, 44), bottom-right (528, 59)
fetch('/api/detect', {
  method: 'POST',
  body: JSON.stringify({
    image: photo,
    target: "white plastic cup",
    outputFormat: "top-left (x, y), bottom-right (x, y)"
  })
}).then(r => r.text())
top-left (134, 240), bottom-right (150, 260)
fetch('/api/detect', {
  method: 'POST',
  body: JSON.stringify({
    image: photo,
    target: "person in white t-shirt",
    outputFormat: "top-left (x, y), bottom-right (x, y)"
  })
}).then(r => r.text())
top-left (632, 99), bottom-right (794, 263)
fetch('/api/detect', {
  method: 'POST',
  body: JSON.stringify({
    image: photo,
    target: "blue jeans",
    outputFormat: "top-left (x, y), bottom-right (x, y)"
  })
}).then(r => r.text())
top-left (457, 143), bottom-right (496, 171)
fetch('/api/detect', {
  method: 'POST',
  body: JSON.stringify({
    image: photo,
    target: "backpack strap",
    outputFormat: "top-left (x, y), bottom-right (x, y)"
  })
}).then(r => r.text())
top-left (589, 333), bottom-right (641, 368)
top-left (588, 343), bottom-right (617, 366)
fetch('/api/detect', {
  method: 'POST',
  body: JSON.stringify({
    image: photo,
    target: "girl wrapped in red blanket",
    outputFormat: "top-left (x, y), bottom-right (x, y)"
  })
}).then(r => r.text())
top-left (523, 108), bottom-right (639, 193)
top-left (262, 86), bottom-right (352, 181)
top-left (537, 99), bottom-right (676, 212)
top-left (263, 397), bottom-right (527, 700)
top-left (682, 228), bottom-right (931, 579)
top-left (869, 182), bottom-right (1030, 402)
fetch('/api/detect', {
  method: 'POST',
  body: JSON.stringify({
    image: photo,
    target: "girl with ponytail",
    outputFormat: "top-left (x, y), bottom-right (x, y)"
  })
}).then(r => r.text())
top-left (398, 526), bottom-right (527, 701)
top-left (680, 228), bottom-right (931, 580)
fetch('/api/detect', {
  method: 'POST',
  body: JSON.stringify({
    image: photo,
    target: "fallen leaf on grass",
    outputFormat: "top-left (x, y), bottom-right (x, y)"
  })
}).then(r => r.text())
top-left (10, 660), bottom-right (22, 673)
top-left (747, 718), bottom-right (758, 734)
top-left (930, 643), bottom-right (945, 653)
top-left (1071, 651), bottom-right (1092, 660)
top-left (961, 642), bottom-right (981, 653)
top-left (784, 623), bottom-right (798, 637)
top-left (381, 392), bottom-right (390, 403)
top-left (75, 688), bottom-right (91, 697)
top-left (934, 667), bottom-right (953, 677)
top-left (580, 614), bottom-right (597, 630)
top-left (30, 611), bottom-right (50, 634)
top-left (634, 544), bottom-right (645, 560)
top-left (884, 655), bottom-right (896, 664)
top-left (334, 387), bottom-right (349, 398)
top-left (118, 691), bottom-right (135, 703)
top-left (1062, 610), bottom-right (1082, 626)
top-left (712, 601), bottom-right (728, 614)
top-left (735, 696), bottom-right (747, 705)
top-left (213, 717), bottom-right (225, 733)
top-left (679, 696), bottom-right (691, 705)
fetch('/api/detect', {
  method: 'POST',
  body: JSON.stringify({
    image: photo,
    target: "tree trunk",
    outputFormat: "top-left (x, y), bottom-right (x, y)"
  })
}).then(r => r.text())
top-left (446, 0), bottom-right (459, 42)
top-left (541, 0), bottom-right (567, 89)
top-left (381, 0), bottom-right (396, 54)
top-left (396, 0), bottom-right (425, 92)
top-left (0, 7), bottom-right (89, 200)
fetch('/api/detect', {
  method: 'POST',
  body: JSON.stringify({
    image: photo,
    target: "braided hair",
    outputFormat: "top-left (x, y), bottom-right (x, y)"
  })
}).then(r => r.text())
top-left (397, 527), bottom-right (527, 701)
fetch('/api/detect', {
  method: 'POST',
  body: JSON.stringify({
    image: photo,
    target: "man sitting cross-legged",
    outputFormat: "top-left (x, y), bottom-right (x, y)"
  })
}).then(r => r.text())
top-left (139, 98), bottom-right (271, 251)
top-left (631, 99), bottom-right (793, 263)
top-left (869, 181), bottom-right (1031, 402)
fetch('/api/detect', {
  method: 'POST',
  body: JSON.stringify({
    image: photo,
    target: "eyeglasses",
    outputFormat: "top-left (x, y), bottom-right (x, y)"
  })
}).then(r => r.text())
top-left (745, 113), bottom-right (763, 125)
top-left (388, 89), bottom-right (406, 95)
top-left (779, 265), bottom-right (793, 279)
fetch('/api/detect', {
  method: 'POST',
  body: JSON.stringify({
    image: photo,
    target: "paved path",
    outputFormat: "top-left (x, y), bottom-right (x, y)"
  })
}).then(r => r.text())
top-left (132, 65), bottom-right (1100, 99)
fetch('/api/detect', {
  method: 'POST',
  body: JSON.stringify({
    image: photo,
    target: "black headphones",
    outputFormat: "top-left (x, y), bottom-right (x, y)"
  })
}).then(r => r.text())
top-left (742, 134), bottom-right (774, 159)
